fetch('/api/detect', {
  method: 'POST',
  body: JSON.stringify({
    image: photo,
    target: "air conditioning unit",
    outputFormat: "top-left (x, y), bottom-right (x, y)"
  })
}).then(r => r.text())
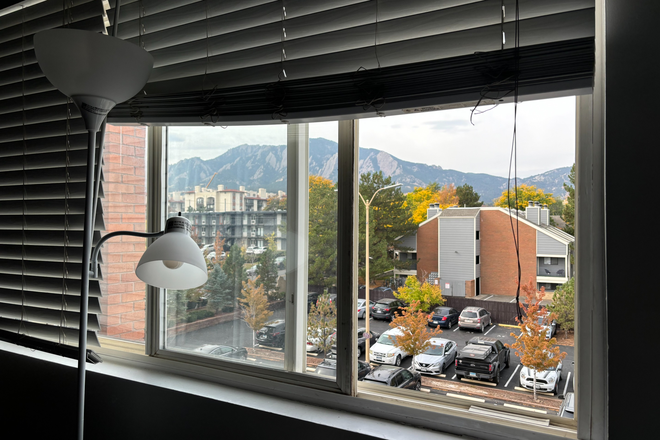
top-left (251, 220), bottom-right (256, 224)
top-left (251, 233), bottom-right (256, 237)
top-left (202, 220), bottom-right (206, 224)
top-left (212, 220), bottom-right (216, 225)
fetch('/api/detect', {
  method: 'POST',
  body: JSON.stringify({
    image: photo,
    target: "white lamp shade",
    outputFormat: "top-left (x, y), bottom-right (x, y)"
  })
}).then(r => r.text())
top-left (136, 232), bottom-right (208, 290)
top-left (33, 28), bottom-right (153, 104)
top-left (33, 29), bottom-right (153, 131)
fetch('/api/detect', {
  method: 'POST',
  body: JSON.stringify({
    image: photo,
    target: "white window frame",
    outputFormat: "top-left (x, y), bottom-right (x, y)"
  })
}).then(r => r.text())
top-left (102, 91), bottom-right (605, 440)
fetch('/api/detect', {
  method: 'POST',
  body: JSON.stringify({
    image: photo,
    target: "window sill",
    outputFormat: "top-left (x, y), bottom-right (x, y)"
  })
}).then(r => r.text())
top-left (1, 341), bottom-right (576, 440)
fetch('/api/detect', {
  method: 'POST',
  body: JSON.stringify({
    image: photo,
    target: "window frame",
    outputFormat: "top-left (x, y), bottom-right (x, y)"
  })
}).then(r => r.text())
top-left (98, 92), bottom-right (605, 439)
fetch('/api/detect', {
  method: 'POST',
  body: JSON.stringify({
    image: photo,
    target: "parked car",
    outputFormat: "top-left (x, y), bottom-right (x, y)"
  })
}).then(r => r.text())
top-left (306, 327), bottom-right (336, 352)
top-left (371, 298), bottom-right (405, 321)
top-left (373, 286), bottom-right (394, 295)
top-left (194, 344), bottom-right (248, 360)
top-left (253, 246), bottom-right (267, 255)
top-left (357, 299), bottom-right (375, 319)
top-left (205, 251), bottom-right (216, 262)
top-left (412, 337), bottom-right (457, 375)
top-left (326, 328), bottom-right (379, 359)
top-left (428, 306), bottom-right (460, 329)
top-left (369, 328), bottom-right (409, 366)
top-left (362, 365), bottom-right (422, 391)
top-left (538, 312), bottom-right (558, 339)
top-left (458, 306), bottom-right (491, 332)
top-left (455, 336), bottom-right (510, 384)
top-left (256, 319), bottom-right (286, 348)
top-left (519, 357), bottom-right (563, 395)
top-left (313, 358), bottom-right (373, 380)
top-left (246, 246), bottom-right (256, 254)
top-left (246, 264), bottom-right (258, 276)
top-left (307, 292), bottom-right (321, 313)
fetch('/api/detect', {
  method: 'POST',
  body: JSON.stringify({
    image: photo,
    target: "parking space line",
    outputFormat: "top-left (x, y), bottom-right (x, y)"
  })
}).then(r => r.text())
top-left (563, 372), bottom-right (571, 396)
top-left (504, 364), bottom-right (520, 388)
top-left (446, 393), bottom-right (486, 403)
top-left (451, 374), bottom-right (457, 379)
top-left (514, 386), bottom-right (554, 397)
top-left (452, 326), bottom-right (460, 332)
top-left (483, 324), bottom-right (497, 335)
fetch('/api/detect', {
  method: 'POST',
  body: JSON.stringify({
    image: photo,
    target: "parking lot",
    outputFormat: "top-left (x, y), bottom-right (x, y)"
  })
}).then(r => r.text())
top-left (357, 315), bottom-right (575, 402)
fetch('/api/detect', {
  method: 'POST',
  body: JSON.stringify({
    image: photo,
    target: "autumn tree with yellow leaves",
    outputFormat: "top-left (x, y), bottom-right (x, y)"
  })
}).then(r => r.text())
top-left (394, 275), bottom-right (444, 312)
top-left (406, 182), bottom-right (458, 224)
top-left (507, 279), bottom-right (566, 401)
top-left (494, 184), bottom-right (556, 212)
top-left (239, 277), bottom-right (273, 347)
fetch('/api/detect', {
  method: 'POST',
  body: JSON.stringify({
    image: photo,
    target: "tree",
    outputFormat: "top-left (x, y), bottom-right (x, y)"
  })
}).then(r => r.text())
top-left (456, 183), bottom-right (483, 207)
top-left (308, 175), bottom-right (337, 288)
top-left (562, 164), bottom-right (575, 235)
top-left (307, 293), bottom-right (337, 355)
top-left (359, 172), bottom-right (416, 285)
top-left (256, 234), bottom-right (279, 299)
top-left (547, 278), bottom-right (575, 338)
top-left (507, 279), bottom-right (567, 401)
top-left (494, 184), bottom-right (556, 211)
top-left (223, 243), bottom-right (247, 302)
top-left (204, 264), bottom-right (233, 313)
top-left (406, 183), bottom-right (458, 224)
top-left (394, 276), bottom-right (444, 312)
top-left (239, 277), bottom-right (273, 347)
top-left (388, 301), bottom-right (443, 357)
top-left (214, 233), bottom-right (226, 265)
top-left (264, 195), bottom-right (287, 211)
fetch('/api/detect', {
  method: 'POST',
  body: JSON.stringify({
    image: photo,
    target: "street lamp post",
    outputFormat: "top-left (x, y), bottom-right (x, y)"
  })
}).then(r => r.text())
top-left (359, 183), bottom-right (402, 363)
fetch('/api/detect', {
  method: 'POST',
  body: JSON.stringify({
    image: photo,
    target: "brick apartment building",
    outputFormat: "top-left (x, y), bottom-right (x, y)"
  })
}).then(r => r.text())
top-left (417, 203), bottom-right (573, 297)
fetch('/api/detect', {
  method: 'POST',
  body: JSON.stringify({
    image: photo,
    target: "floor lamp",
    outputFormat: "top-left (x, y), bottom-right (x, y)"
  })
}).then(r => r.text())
top-left (33, 29), bottom-right (208, 439)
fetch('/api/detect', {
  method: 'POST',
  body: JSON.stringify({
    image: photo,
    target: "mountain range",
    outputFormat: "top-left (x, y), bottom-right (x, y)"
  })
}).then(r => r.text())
top-left (168, 138), bottom-right (572, 204)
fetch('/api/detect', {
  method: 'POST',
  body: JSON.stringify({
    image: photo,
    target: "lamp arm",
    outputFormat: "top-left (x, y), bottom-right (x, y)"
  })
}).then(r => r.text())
top-left (90, 230), bottom-right (164, 278)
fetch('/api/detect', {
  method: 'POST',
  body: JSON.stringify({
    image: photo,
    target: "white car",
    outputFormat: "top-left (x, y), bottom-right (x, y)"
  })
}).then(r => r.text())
top-left (519, 359), bottom-right (563, 395)
top-left (369, 328), bottom-right (409, 366)
top-left (412, 338), bottom-right (457, 375)
top-left (306, 328), bottom-right (336, 352)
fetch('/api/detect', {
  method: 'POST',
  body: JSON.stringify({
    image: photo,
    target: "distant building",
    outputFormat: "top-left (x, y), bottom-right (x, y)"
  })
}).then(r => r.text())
top-left (175, 210), bottom-right (287, 251)
top-left (417, 202), bottom-right (574, 297)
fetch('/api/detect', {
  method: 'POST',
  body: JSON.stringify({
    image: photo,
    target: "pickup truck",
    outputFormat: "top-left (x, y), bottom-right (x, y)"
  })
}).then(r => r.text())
top-left (454, 336), bottom-right (510, 384)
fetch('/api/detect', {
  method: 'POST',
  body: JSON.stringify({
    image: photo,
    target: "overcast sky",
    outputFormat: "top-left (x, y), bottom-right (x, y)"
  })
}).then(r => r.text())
top-left (168, 96), bottom-right (575, 178)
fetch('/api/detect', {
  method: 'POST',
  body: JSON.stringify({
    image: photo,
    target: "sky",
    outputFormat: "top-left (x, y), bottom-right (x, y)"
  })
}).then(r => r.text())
top-left (168, 96), bottom-right (575, 179)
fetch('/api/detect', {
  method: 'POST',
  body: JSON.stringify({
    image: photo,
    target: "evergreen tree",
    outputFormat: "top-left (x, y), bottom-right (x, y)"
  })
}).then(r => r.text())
top-left (256, 234), bottom-right (279, 299)
top-left (562, 164), bottom-right (575, 235)
top-left (224, 243), bottom-right (247, 302)
top-left (359, 172), bottom-right (416, 285)
top-left (456, 183), bottom-right (483, 207)
top-left (308, 175), bottom-right (337, 288)
top-left (204, 264), bottom-right (234, 313)
top-left (548, 278), bottom-right (575, 338)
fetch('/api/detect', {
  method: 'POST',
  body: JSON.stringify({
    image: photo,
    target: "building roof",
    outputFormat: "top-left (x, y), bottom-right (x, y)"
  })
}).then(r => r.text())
top-left (418, 207), bottom-right (480, 227)
top-left (482, 207), bottom-right (575, 244)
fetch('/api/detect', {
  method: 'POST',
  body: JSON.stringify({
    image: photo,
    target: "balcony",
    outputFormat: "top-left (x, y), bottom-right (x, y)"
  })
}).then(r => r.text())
top-left (537, 257), bottom-right (567, 277)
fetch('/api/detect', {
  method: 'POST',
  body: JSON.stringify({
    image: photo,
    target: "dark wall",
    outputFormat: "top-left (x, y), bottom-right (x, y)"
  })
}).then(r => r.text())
top-left (605, 0), bottom-right (657, 438)
top-left (0, 350), bottom-right (376, 440)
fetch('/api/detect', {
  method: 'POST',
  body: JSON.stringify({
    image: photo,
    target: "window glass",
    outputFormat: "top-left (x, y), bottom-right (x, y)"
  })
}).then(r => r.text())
top-left (165, 125), bottom-right (288, 370)
top-left (357, 97), bottom-right (576, 420)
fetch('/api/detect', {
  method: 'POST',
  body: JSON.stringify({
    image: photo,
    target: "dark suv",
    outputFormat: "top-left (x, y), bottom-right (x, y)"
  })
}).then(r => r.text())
top-left (256, 319), bottom-right (285, 348)
top-left (371, 298), bottom-right (405, 321)
top-left (362, 365), bottom-right (421, 390)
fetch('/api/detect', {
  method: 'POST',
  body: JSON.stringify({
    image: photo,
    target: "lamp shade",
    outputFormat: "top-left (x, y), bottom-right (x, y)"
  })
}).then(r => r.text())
top-left (136, 217), bottom-right (208, 290)
top-left (33, 28), bottom-right (153, 131)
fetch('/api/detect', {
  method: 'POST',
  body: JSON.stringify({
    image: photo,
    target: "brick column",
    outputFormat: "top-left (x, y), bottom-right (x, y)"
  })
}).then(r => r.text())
top-left (98, 125), bottom-right (147, 341)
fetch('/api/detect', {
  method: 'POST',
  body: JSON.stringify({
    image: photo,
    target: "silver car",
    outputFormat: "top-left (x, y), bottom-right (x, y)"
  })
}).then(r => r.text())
top-left (412, 338), bottom-right (457, 375)
top-left (458, 306), bottom-right (491, 332)
top-left (357, 298), bottom-right (375, 319)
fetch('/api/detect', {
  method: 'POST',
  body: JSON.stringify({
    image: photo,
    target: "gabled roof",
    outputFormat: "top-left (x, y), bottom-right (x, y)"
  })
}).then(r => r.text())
top-left (482, 207), bottom-right (575, 245)
top-left (419, 207), bottom-right (479, 227)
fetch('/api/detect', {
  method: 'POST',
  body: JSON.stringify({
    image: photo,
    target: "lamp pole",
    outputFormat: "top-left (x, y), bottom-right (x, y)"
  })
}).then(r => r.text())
top-left (359, 183), bottom-right (402, 363)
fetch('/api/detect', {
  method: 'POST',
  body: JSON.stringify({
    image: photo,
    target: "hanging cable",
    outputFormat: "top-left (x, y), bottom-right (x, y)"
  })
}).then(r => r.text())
top-left (505, 0), bottom-right (523, 322)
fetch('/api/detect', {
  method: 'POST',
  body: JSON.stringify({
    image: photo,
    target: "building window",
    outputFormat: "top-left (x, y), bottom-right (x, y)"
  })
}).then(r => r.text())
top-left (476, 255), bottom-right (480, 264)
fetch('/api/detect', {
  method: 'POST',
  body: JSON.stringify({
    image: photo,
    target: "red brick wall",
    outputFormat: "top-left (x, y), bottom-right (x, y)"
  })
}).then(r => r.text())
top-left (99, 125), bottom-right (147, 341)
top-left (480, 209), bottom-right (536, 296)
top-left (417, 218), bottom-right (438, 283)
